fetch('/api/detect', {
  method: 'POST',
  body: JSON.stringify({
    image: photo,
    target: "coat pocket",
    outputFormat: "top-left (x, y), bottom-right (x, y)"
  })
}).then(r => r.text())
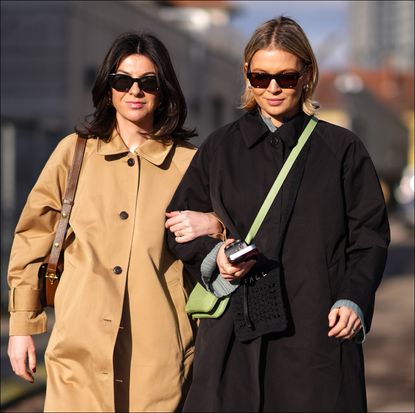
top-left (167, 275), bottom-right (195, 359)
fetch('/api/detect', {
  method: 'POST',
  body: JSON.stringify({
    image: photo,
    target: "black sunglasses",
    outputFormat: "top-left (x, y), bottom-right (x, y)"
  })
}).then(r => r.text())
top-left (247, 66), bottom-right (308, 89)
top-left (108, 73), bottom-right (159, 93)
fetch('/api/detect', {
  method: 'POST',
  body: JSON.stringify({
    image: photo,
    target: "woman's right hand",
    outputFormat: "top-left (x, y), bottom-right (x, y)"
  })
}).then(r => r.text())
top-left (165, 210), bottom-right (224, 243)
top-left (8, 335), bottom-right (36, 383)
top-left (217, 239), bottom-right (256, 281)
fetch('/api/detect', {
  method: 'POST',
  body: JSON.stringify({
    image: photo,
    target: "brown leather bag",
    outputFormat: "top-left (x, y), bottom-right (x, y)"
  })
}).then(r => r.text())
top-left (38, 136), bottom-right (86, 307)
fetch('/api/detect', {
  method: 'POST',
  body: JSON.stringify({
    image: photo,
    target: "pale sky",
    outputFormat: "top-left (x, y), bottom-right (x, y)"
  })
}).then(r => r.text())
top-left (230, 1), bottom-right (349, 69)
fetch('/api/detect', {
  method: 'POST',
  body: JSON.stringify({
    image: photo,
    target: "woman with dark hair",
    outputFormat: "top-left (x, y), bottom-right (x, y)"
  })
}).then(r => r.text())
top-left (7, 32), bottom-right (223, 412)
top-left (167, 16), bottom-right (390, 412)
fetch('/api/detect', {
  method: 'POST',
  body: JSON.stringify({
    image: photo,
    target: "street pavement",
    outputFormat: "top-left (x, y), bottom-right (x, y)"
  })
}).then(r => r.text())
top-left (1, 215), bottom-right (414, 412)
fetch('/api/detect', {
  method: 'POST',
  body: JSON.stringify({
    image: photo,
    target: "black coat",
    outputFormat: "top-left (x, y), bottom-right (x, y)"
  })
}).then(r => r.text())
top-left (167, 110), bottom-right (390, 412)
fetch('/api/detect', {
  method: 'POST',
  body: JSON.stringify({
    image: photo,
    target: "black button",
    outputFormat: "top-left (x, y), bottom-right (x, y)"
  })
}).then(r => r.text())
top-left (119, 211), bottom-right (129, 220)
top-left (270, 136), bottom-right (279, 146)
top-left (113, 266), bottom-right (122, 275)
top-left (127, 158), bottom-right (135, 167)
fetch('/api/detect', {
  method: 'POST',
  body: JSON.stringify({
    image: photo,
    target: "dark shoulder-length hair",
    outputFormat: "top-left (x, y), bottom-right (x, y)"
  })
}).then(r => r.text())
top-left (76, 31), bottom-right (196, 142)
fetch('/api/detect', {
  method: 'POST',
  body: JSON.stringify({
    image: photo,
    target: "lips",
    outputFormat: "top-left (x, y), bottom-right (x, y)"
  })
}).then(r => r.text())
top-left (266, 98), bottom-right (284, 106)
top-left (126, 101), bottom-right (144, 109)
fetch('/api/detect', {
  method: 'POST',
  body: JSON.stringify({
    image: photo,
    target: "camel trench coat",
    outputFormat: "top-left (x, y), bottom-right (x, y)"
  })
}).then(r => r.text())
top-left (7, 131), bottom-right (197, 412)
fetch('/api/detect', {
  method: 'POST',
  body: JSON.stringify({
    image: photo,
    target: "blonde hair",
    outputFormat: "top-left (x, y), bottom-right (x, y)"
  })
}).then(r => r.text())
top-left (241, 16), bottom-right (319, 115)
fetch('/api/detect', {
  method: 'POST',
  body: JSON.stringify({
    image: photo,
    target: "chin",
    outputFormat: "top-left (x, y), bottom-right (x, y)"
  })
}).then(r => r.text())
top-left (268, 106), bottom-right (300, 120)
top-left (263, 108), bottom-right (286, 118)
top-left (129, 114), bottom-right (149, 123)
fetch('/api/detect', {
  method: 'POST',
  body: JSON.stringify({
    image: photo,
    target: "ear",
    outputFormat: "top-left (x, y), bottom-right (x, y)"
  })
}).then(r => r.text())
top-left (243, 62), bottom-right (249, 74)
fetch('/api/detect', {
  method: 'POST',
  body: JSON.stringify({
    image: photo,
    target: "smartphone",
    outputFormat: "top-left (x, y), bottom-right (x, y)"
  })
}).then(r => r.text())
top-left (224, 239), bottom-right (259, 264)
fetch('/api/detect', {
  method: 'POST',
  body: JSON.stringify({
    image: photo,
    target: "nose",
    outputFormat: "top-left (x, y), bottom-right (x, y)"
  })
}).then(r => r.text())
top-left (129, 81), bottom-right (142, 96)
top-left (267, 79), bottom-right (281, 93)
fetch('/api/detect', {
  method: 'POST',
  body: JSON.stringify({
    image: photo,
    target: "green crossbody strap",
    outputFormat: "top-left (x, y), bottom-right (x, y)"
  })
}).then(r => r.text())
top-left (245, 116), bottom-right (318, 244)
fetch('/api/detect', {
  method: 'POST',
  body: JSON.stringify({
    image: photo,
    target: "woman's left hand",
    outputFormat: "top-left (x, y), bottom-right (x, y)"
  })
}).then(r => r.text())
top-left (327, 306), bottom-right (362, 340)
top-left (216, 239), bottom-right (256, 281)
top-left (165, 210), bottom-right (223, 243)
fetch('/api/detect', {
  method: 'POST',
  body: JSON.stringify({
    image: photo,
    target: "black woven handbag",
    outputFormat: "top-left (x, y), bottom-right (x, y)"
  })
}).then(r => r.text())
top-left (231, 264), bottom-right (287, 342)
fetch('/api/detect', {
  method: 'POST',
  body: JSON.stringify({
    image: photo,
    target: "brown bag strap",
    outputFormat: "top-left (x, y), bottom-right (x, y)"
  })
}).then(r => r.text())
top-left (46, 136), bottom-right (87, 275)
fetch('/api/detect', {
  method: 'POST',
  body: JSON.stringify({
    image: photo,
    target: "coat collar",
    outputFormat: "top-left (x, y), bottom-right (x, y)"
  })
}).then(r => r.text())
top-left (135, 139), bottom-right (174, 166)
top-left (239, 110), bottom-right (311, 149)
top-left (96, 130), bottom-right (174, 166)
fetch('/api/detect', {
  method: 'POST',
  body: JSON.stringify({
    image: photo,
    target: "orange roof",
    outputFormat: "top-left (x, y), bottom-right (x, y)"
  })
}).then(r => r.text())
top-left (315, 67), bottom-right (414, 113)
top-left (352, 67), bottom-right (414, 111)
top-left (314, 71), bottom-right (343, 109)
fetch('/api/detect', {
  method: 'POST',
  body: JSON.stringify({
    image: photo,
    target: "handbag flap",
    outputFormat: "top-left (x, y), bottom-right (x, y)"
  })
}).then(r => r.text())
top-left (185, 282), bottom-right (219, 313)
top-left (191, 296), bottom-right (230, 319)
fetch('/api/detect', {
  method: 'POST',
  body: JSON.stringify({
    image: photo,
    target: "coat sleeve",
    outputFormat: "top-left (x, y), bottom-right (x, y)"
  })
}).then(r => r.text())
top-left (7, 135), bottom-right (76, 335)
top-left (337, 138), bottom-right (390, 333)
top-left (167, 142), bottom-right (222, 283)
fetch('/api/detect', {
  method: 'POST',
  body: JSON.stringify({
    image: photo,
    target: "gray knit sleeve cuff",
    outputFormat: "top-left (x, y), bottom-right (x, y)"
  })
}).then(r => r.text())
top-left (331, 299), bottom-right (367, 344)
top-left (200, 242), bottom-right (240, 298)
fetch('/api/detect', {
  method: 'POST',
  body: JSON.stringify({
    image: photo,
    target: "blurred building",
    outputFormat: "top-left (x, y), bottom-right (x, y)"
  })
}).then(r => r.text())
top-left (156, 0), bottom-right (243, 57)
top-left (0, 0), bottom-right (244, 305)
top-left (315, 68), bottom-right (413, 203)
top-left (349, 1), bottom-right (414, 71)
top-left (316, 1), bottom-right (414, 207)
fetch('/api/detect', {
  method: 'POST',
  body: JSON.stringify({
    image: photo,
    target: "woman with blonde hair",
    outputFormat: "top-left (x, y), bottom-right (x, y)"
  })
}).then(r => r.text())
top-left (167, 16), bottom-right (389, 412)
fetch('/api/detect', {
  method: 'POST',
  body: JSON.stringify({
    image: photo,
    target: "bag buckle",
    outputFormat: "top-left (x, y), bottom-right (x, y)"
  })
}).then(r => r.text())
top-left (45, 271), bottom-right (59, 284)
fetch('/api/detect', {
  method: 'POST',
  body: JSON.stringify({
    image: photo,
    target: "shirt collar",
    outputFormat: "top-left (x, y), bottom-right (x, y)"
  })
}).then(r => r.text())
top-left (240, 109), bottom-right (312, 149)
top-left (96, 130), bottom-right (174, 166)
top-left (260, 112), bottom-right (278, 132)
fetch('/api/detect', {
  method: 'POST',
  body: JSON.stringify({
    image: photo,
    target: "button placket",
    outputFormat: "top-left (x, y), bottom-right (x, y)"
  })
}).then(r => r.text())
top-left (270, 134), bottom-right (279, 147)
top-left (116, 155), bottom-right (136, 279)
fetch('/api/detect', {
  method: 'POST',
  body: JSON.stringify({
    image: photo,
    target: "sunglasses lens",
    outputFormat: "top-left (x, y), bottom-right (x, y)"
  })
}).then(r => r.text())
top-left (248, 72), bottom-right (272, 88)
top-left (276, 73), bottom-right (300, 88)
top-left (110, 75), bottom-right (133, 92)
top-left (138, 76), bottom-right (158, 93)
